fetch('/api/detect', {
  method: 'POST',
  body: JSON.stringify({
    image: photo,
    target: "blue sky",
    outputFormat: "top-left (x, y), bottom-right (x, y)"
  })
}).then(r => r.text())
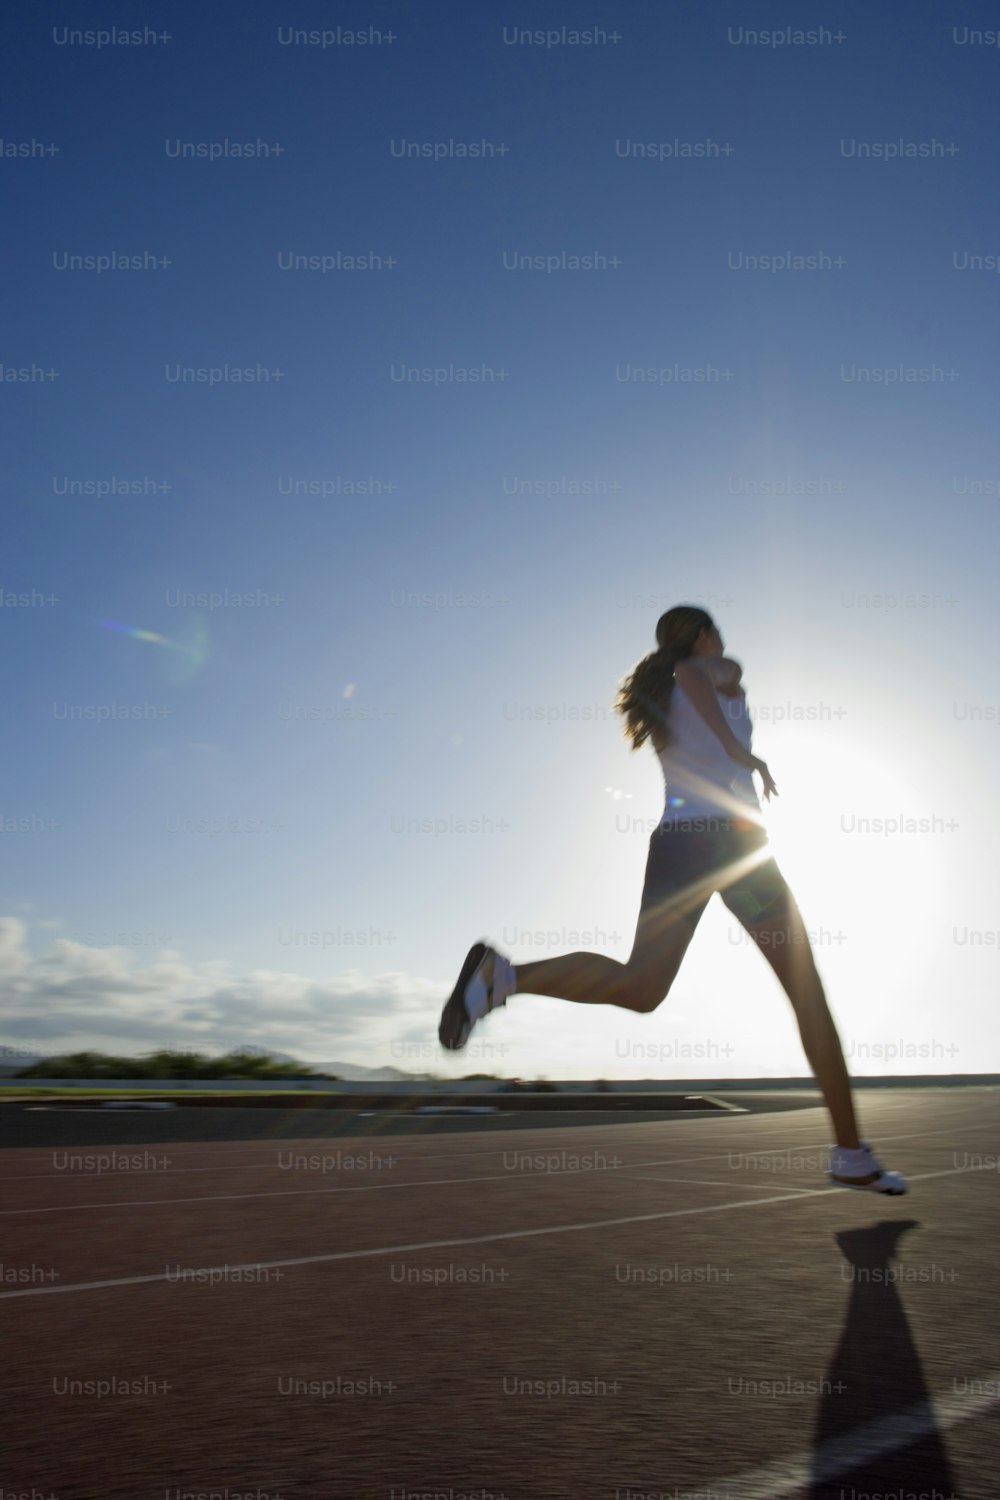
top-left (3, 1), bottom-right (998, 1078)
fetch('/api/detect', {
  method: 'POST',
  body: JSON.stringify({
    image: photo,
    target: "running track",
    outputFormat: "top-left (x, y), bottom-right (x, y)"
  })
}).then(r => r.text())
top-left (2, 1087), bottom-right (998, 1499)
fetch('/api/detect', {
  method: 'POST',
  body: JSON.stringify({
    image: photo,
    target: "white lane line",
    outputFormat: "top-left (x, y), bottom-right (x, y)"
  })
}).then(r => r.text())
top-left (0, 1140), bottom-right (732, 1179)
top-left (0, 1155), bottom-right (776, 1214)
top-left (0, 1108), bottom-right (993, 1182)
top-left (1, 1117), bottom-right (996, 1212)
top-left (0, 1162), bottom-right (292, 1182)
top-left (0, 1133), bottom-right (779, 1179)
top-left (0, 1128), bottom-right (797, 1182)
top-left (707, 1375), bottom-right (1000, 1499)
top-left (0, 1132), bottom-right (766, 1179)
top-left (0, 1164), bottom-right (990, 1301)
top-left (620, 1174), bottom-right (822, 1194)
top-left (0, 1141), bottom-right (759, 1182)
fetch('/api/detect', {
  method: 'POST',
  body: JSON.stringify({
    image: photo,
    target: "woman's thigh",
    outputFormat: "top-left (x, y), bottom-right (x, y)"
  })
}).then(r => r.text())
top-left (716, 840), bottom-right (825, 987)
top-left (717, 837), bottom-right (795, 928)
top-left (629, 826), bottom-right (721, 966)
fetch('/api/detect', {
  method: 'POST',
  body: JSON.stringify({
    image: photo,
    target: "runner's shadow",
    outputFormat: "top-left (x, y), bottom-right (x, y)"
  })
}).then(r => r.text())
top-left (808, 1219), bottom-right (958, 1498)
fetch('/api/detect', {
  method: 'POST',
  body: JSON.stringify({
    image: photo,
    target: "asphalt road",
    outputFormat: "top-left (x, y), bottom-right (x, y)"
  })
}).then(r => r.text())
top-left (2, 1086), bottom-right (997, 1500)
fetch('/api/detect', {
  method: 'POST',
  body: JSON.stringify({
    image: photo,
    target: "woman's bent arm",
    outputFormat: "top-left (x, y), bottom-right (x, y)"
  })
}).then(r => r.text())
top-left (674, 659), bottom-right (753, 762)
top-left (697, 655), bottom-right (743, 696)
top-left (673, 659), bottom-right (778, 800)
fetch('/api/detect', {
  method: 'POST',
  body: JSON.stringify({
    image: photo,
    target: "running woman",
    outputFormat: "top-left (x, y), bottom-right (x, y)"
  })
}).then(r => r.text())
top-left (438, 604), bottom-right (907, 1194)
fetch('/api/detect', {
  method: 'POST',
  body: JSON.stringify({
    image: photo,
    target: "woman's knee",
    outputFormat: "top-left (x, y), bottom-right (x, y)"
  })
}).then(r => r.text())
top-left (623, 964), bottom-right (676, 1013)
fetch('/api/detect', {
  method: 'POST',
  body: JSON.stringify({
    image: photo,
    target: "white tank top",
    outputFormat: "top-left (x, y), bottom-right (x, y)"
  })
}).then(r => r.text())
top-left (655, 681), bottom-right (761, 828)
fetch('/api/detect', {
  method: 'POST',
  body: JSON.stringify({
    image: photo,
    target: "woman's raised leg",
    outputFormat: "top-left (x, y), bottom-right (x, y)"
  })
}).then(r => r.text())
top-left (513, 890), bottom-right (709, 1014)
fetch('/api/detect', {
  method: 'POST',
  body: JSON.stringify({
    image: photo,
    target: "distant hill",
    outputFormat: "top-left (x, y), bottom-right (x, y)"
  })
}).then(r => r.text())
top-left (0, 1047), bottom-right (433, 1082)
top-left (184, 1049), bottom-right (432, 1082)
top-left (318, 1060), bottom-right (434, 1082)
top-left (0, 1051), bottom-right (46, 1076)
top-left (216, 1050), bottom-right (434, 1081)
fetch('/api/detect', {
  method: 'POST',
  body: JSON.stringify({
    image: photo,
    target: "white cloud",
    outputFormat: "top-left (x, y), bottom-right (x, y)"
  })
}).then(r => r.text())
top-left (0, 916), bottom-right (449, 1065)
top-left (0, 917), bottom-right (29, 975)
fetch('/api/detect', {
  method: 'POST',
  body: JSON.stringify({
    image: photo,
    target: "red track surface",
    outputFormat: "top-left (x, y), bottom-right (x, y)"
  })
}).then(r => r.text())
top-left (2, 1088), bottom-right (999, 1500)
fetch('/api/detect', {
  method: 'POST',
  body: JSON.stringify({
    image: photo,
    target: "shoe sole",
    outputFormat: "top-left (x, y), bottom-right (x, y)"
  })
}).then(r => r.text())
top-left (829, 1173), bottom-right (907, 1195)
top-left (439, 942), bottom-right (488, 1051)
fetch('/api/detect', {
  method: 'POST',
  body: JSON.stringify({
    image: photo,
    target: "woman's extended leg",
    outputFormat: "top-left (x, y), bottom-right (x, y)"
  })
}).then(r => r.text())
top-left (724, 883), bottom-right (866, 1157)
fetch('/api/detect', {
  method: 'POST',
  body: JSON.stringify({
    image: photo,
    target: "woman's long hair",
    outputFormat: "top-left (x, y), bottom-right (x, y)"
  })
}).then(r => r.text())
top-left (614, 604), bottom-right (715, 754)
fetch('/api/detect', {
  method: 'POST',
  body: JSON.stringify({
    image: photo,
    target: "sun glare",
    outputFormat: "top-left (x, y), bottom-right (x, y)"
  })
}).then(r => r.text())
top-left (760, 726), bottom-right (927, 923)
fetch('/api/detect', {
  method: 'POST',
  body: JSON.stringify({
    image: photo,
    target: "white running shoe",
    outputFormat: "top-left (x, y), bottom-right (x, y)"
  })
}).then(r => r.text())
top-left (828, 1140), bottom-right (908, 1194)
top-left (438, 941), bottom-right (515, 1051)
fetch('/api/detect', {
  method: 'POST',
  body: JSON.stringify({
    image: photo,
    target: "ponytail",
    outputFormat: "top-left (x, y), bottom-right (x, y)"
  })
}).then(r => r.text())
top-left (614, 604), bottom-right (715, 753)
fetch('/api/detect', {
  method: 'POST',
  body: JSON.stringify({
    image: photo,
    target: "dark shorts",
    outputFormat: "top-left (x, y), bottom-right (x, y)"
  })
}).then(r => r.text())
top-left (638, 817), bottom-right (793, 930)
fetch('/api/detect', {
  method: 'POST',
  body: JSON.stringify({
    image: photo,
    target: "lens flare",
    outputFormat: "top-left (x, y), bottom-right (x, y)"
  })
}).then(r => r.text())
top-left (98, 617), bottom-right (210, 682)
top-left (99, 620), bottom-right (181, 650)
